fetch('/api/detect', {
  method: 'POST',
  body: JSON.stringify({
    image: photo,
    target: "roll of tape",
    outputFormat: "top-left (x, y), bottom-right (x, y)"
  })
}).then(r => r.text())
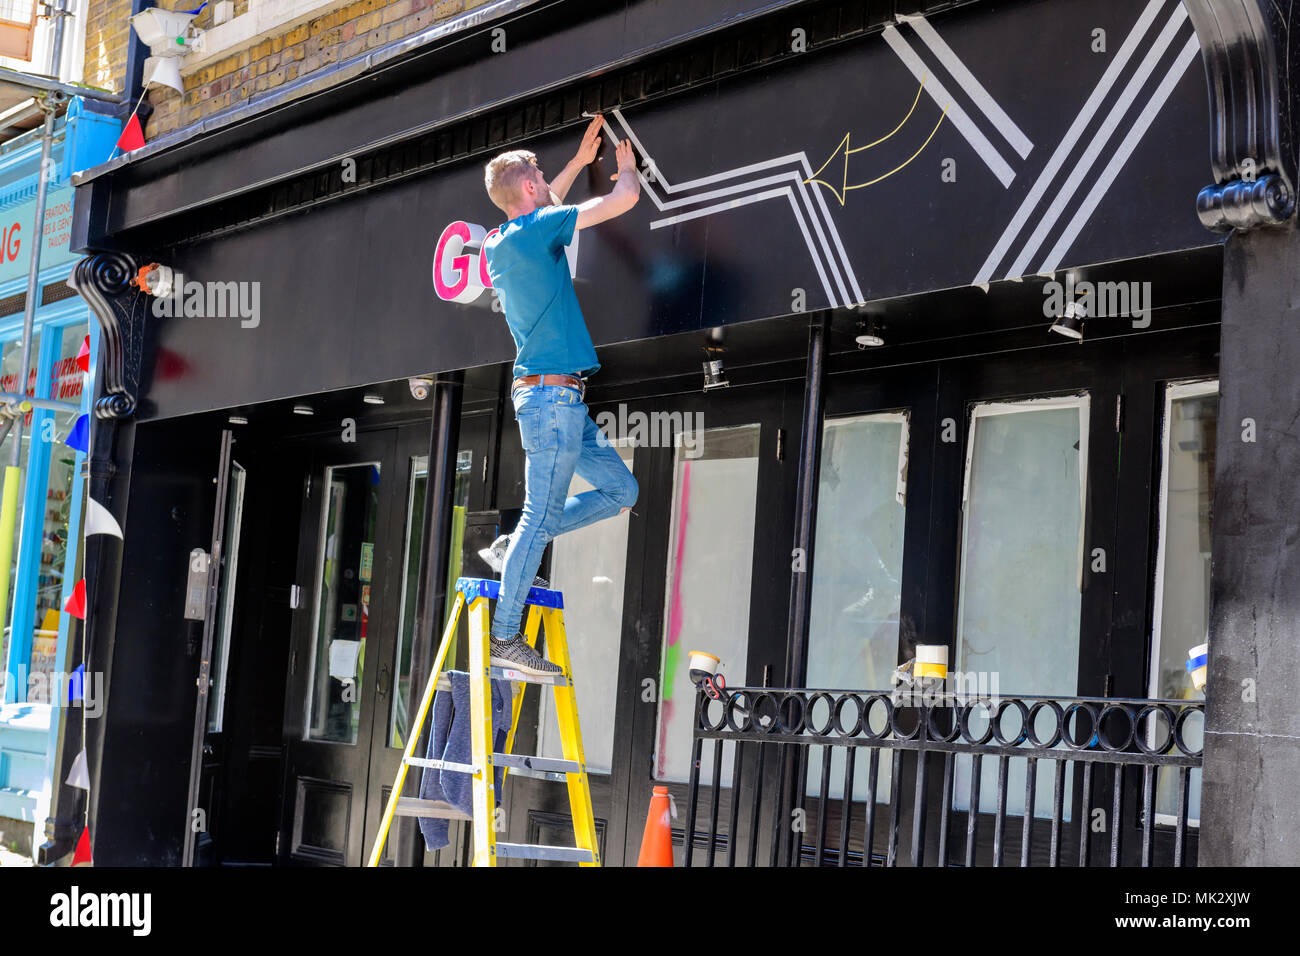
top-left (688, 651), bottom-right (719, 677)
top-left (916, 644), bottom-right (949, 665)
top-left (914, 644), bottom-right (948, 678)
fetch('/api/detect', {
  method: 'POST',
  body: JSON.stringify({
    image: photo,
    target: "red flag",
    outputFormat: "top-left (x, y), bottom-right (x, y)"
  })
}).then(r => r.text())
top-left (76, 335), bottom-right (90, 373)
top-left (116, 113), bottom-right (146, 153)
top-left (72, 826), bottom-right (93, 866)
top-left (64, 579), bottom-right (86, 619)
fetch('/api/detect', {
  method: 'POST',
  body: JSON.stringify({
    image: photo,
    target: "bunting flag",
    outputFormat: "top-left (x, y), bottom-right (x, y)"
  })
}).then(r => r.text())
top-left (67, 662), bottom-right (85, 703)
top-left (63, 579), bottom-right (86, 619)
top-left (116, 113), bottom-right (146, 153)
top-left (85, 497), bottom-right (123, 539)
top-left (144, 57), bottom-right (184, 95)
top-left (71, 826), bottom-right (93, 866)
top-left (65, 414), bottom-right (89, 454)
top-left (66, 749), bottom-right (90, 791)
top-left (76, 335), bottom-right (90, 373)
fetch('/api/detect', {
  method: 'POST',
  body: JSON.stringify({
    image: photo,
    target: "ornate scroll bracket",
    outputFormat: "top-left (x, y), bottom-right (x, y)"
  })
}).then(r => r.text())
top-left (1186, 0), bottom-right (1299, 231)
top-left (68, 252), bottom-right (144, 419)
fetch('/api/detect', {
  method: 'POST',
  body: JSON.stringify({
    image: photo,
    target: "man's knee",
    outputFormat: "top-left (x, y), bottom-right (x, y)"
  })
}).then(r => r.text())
top-left (618, 471), bottom-right (639, 509)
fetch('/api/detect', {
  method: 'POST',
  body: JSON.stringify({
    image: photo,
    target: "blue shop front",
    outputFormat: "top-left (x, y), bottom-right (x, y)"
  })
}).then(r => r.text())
top-left (0, 98), bottom-right (119, 858)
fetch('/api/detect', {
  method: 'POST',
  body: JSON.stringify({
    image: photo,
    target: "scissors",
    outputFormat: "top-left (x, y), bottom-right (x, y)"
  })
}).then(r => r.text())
top-left (704, 672), bottom-right (728, 701)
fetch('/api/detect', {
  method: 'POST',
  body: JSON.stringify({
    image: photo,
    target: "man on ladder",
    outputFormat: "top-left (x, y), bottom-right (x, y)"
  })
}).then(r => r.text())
top-left (478, 113), bottom-right (641, 677)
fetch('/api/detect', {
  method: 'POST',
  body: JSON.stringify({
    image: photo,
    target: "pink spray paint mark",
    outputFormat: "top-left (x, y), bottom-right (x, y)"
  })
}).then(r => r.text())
top-left (657, 460), bottom-right (691, 777)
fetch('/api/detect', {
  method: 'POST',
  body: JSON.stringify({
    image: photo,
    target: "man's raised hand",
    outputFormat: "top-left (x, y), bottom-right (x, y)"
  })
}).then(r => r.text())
top-left (574, 114), bottom-right (603, 167)
top-left (609, 139), bottom-right (637, 181)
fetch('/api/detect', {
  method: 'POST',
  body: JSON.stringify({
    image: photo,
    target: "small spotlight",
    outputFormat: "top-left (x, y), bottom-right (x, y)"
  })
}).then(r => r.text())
top-left (228, 415), bottom-right (248, 425)
top-left (855, 318), bottom-right (885, 348)
top-left (703, 355), bottom-right (729, 391)
top-left (293, 404), bottom-right (314, 415)
top-left (1050, 300), bottom-right (1085, 340)
top-left (854, 311), bottom-right (885, 348)
top-left (363, 394), bottom-right (385, 405)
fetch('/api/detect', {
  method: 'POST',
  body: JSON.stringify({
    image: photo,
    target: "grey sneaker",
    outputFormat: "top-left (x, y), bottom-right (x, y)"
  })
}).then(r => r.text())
top-left (478, 533), bottom-right (550, 588)
top-left (489, 633), bottom-right (563, 677)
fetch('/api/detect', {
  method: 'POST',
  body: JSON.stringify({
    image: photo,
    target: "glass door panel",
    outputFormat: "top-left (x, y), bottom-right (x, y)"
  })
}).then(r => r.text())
top-left (654, 425), bottom-right (761, 785)
top-left (1150, 380), bottom-right (1217, 825)
top-left (305, 462), bottom-right (382, 744)
top-left (207, 461), bottom-right (246, 731)
top-left (953, 397), bottom-right (1088, 819)
top-left (806, 412), bottom-right (909, 802)
top-left (389, 456), bottom-right (428, 750)
top-left (389, 451), bottom-right (474, 749)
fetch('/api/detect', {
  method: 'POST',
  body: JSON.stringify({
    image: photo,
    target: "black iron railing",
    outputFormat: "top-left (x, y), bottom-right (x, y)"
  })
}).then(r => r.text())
top-left (684, 687), bottom-right (1204, 867)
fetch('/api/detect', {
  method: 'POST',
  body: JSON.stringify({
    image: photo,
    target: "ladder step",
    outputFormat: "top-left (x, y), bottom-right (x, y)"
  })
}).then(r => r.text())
top-left (392, 798), bottom-right (471, 821)
top-left (405, 756), bottom-right (479, 774)
top-left (494, 666), bottom-right (569, 686)
top-left (492, 753), bottom-right (582, 775)
top-left (405, 753), bottom-right (582, 776)
top-left (496, 842), bottom-right (594, 863)
top-left (456, 576), bottom-right (564, 610)
top-left (436, 667), bottom-right (569, 692)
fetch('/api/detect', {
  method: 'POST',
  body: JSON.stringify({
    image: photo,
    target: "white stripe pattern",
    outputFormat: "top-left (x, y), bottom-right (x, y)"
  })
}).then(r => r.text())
top-left (972, 0), bottom-right (1169, 284)
top-left (603, 110), bottom-right (865, 308)
top-left (974, 0), bottom-right (1202, 285)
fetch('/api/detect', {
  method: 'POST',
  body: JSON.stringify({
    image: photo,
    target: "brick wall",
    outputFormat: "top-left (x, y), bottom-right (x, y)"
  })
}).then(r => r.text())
top-left (82, 0), bottom-right (494, 140)
top-left (84, 0), bottom-right (134, 94)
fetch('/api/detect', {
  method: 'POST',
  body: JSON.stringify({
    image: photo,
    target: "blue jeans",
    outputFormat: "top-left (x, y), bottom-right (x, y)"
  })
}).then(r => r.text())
top-left (490, 384), bottom-right (638, 639)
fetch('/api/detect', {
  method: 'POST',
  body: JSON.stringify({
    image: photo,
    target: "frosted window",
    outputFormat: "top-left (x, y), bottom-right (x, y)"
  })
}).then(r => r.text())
top-left (1151, 381), bottom-right (1216, 825)
top-left (953, 398), bottom-right (1087, 819)
top-left (654, 425), bottom-right (760, 784)
top-left (538, 444), bottom-right (634, 774)
top-left (805, 413), bottom-right (908, 801)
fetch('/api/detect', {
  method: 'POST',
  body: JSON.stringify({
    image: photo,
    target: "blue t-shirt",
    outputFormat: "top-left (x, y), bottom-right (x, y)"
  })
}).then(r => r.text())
top-left (484, 204), bottom-right (600, 379)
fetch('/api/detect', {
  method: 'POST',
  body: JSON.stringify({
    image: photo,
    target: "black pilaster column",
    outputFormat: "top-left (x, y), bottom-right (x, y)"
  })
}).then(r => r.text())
top-left (775, 314), bottom-right (829, 866)
top-left (1201, 226), bottom-right (1300, 865)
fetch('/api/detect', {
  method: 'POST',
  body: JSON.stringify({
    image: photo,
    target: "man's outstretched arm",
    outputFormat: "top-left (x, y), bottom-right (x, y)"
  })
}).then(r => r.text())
top-left (575, 138), bottom-right (640, 230)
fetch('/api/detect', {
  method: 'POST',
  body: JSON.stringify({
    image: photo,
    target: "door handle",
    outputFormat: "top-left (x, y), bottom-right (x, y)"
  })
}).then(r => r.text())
top-left (378, 662), bottom-right (392, 698)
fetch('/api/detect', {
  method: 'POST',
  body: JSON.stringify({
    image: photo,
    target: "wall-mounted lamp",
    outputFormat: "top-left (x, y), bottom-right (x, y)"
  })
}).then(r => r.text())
top-left (855, 315), bottom-right (885, 348)
top-left (703, 348), bottom-right (729, 391)
top-left (1050, 299), bottom-right (1085, 340)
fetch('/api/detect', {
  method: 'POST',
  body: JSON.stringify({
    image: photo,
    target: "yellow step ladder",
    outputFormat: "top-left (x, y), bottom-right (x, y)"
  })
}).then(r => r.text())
top-left (367, 576), bottom-right (600, 867)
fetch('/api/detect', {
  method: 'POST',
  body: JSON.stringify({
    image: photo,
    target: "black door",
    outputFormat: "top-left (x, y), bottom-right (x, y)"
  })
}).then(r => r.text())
top-left (278, 427), bottom-right (402, 866)
top-left (610, 382), bottom-right (802, 865)
top-left (360, 416), bottom-right (495, 866)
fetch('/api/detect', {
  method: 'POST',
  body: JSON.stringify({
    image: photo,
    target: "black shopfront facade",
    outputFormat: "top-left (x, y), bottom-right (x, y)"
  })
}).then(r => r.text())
top-left (48, 0), bottom-right (1300, 867)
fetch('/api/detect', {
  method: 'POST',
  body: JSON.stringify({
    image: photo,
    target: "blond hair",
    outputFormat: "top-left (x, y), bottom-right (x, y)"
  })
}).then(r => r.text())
top-left (484, 150), bottom-right (539, 212)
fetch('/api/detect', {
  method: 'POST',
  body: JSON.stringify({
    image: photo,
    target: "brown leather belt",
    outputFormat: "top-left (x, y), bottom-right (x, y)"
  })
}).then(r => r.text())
top-left (512, 373), bottom-right (585, 398)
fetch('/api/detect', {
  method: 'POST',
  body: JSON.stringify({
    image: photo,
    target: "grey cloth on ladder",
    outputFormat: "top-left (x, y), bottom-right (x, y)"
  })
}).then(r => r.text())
top-left (418, 670), bottom-right (514, 851)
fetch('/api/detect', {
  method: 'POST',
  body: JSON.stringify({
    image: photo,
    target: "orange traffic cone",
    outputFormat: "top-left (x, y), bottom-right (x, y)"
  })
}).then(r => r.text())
top-left (636, 785), bottom-right (674, 866)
